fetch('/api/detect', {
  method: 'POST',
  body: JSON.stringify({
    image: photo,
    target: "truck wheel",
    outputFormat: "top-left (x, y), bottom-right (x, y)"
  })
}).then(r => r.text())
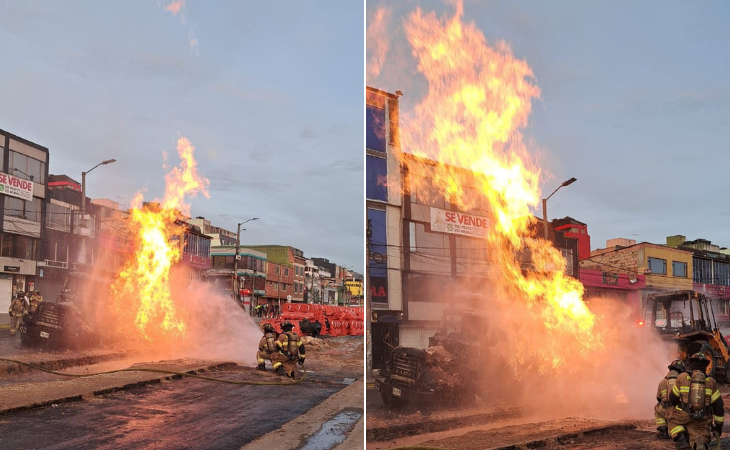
top-left (380, 391), bottom-right (403, 408)
top-left (19, 330), bottom-right (33, 347)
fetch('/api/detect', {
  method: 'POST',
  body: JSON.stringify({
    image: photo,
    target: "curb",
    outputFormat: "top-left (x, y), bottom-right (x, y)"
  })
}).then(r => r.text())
top-left (489, 423), bottom-right (637, 450)
top-left (0, 362), bottom-right (235, 416)
top-left (1, 351), bottom-right (130, 378)
top-left (367, 407), bottom-right (523, 442)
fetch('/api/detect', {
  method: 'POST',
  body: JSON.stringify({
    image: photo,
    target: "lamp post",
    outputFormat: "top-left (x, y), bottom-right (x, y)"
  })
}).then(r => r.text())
top-left (234, 217), bottom-right (259, 311)
top-left (12, 168), bottom-right (34, 181)
top-left (542, 177), bottom-right (577, 239)
top-left (81, 159), bottom-right (116, 226)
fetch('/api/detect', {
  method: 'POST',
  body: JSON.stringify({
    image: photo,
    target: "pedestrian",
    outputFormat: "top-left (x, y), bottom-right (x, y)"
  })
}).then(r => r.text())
top-left (256, 323), bottom-right (279, 371)
top-left (270, 320), bottom-right (306, 377)
top-left (668, 352), bottom-right (724, 450)
top-left (7, 293), bottom-right (26, 337)
top-left (655, 359), bottom-right (685, 439)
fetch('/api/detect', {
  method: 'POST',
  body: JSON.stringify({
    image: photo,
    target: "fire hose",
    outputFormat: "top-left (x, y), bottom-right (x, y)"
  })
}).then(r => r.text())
top-left (0, 357), bottom-right (306, 386)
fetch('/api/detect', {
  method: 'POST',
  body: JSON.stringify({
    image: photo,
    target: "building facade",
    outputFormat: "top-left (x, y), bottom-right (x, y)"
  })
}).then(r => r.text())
top-left (666, 235), bottom-right (730, 324)
top-left (186, 217), bottom-right (237, 246)
top-left (242, 245), bottom-right (304, 304)
top-left (366, 87), bottom-right (403, 372)
top-left (0, 130), bottom-right (49, 331)
top-left (36, 175), bottom-right (102, 302)
top-left (583, 239), bottom-right (694, 317)
top-left (209, 245), bottom-right (266, 311)
top-left (176, 221), bottom-right (212, 282)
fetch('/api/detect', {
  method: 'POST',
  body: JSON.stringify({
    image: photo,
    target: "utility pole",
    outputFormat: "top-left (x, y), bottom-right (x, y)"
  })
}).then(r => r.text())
top-left (234, 222), bottom-right (241, 302)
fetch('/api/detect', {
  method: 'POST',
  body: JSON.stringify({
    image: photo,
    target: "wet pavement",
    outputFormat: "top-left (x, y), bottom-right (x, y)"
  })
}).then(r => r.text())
top-left (0, 365), bottom-right (346, 450)
top-left (298, 408), bottom-right (363, 450)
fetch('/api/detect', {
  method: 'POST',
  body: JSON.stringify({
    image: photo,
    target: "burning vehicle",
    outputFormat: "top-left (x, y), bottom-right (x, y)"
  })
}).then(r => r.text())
top-left (643, 289), bottom-right (730, 380)
top-left (18, 271), bottom-right (111, 349)
top-left (375, 309), bottom-right (504, 407)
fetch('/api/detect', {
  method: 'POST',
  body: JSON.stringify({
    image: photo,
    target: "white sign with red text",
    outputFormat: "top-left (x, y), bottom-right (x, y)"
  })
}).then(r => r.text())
top-left (430, 207), bottom-right (489, 239)
top-left (0, 172), bottom-right (33, 201)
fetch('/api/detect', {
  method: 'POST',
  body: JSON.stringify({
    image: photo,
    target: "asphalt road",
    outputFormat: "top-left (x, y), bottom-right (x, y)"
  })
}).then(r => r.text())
top-left (0, 366), bottom-right (348, 450)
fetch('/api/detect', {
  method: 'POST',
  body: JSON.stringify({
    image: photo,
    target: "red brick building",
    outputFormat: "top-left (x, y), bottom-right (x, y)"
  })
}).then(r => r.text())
top-left (243, 245), bottom-right (306, 305)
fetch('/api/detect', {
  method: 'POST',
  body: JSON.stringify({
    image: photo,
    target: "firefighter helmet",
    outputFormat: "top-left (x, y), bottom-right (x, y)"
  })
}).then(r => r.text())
top-left (668, 359), bottom-right (686, 373)
top-left (262, 323), bottom-right (275, 333)
top-left (689, 352), bottom-right (711, 371)
top-left (34, 290), bottom-right (40, 295)
top-left (281, 320), bottom-right (294, 331)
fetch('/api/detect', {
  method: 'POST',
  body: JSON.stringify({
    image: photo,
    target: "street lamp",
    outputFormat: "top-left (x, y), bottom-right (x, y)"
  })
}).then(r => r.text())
top-left (542, 177), bottom-right (577, 239)
top-left (81, 159), bottom-right (116, 224)
top-left (13, 168), bottom-right (34, 181)
top-left (234, 217), bottom-right (260, 309)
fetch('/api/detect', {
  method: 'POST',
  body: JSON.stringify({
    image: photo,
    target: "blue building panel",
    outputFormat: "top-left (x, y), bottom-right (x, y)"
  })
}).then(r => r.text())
top-left (366, 105), bottom-right (387, 153)
top-left (366, 155), bottom-right (388, 202)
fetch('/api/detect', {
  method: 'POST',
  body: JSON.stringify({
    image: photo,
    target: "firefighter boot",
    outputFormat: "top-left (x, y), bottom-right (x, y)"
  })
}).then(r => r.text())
top-left (275, 366), bottom-right (286, 376)
top-left (657, 426), bottom-right (669, 439)
top-left (674, 433), bottom-right (690, 450)
top-left (256, 364), bottom-right (266, 371)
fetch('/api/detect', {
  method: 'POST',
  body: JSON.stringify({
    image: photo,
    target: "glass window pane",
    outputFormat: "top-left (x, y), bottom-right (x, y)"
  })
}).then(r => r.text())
top-left (366, 105), bottom-right (387, 153)
top-left (366, 155), bottom-right (388, 201)
top-left (4, 197), bottom-right (23, 218)
top-left (25, 198), bottom-right (40, 222)
top-left (26, 157), bottom-right (41, 183)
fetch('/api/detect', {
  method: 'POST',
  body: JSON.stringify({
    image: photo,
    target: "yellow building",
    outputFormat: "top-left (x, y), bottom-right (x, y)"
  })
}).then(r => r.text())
top-left (345, 280), bottom-right (363, 297)
top-left (586, 240), bottom-right (694, 304)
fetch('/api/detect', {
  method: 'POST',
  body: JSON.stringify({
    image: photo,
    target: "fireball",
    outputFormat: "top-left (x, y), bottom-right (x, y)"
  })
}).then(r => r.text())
top-left (111, 137), bottom-right (209, 341)
top-left (389, 1), bottom-right (604, 375)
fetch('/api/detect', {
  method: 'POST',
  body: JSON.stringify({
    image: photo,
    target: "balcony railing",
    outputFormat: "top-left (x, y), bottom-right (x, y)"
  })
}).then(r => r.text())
top-left (44, 259), bottom-right (68, 269)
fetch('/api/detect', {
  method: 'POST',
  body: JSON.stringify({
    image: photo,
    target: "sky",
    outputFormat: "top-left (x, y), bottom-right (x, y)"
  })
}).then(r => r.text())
top-left (0, 0), bottom-right (364, 272)
top-left (367, 0), bottom-right (730, 251)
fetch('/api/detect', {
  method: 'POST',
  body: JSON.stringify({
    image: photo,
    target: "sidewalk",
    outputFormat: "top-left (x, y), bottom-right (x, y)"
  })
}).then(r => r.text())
top-left (0, 336), bottom-right (132, 378)
top-left (0, 359), bottom-right (236, 415)
top-left (240, 378), bottom-right (364, 450)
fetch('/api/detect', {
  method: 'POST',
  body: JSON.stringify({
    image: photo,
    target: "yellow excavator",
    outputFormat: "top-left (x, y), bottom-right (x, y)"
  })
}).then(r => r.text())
top-left (643, 290), bottom-right (730, 381)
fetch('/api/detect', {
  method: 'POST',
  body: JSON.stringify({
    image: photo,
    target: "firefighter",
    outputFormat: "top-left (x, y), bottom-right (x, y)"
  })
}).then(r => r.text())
top-left (655, 359), bottom-right (686, 439)
top-left (668, 353), bottom-right (724, 450)
top-left (8, 293), bottom-right (26, 337)
top-left (271, 321), bottom-right (306, 377)
top-left (26, 290), bottom-right (43, 317)
top-left (256, 323), bottom-right (278, 371)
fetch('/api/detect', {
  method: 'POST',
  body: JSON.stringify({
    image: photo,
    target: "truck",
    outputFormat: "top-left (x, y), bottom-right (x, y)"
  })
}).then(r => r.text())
top-left (18, 301), bottom-right (100, 349)
top-left (18, 271), bottom-right (112, 349)
top-left (374, 309), bottom-right (503, 407)
top-left (642, 290), bottom-right (730, 381)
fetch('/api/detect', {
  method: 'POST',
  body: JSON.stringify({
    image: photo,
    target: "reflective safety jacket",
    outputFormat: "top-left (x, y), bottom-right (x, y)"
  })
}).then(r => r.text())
top-left (258, 332), bottom-right (278, 353)
top-left (276, 331), bottom-right (306, 362)
top-left (8, 298), bottom-right (25, 317)
top-left (657, 370), bottom-right (680, 406)
top-left (669, 371), bottom-right (724, 424)
top-left (29, 294), bottom-right (43, 307)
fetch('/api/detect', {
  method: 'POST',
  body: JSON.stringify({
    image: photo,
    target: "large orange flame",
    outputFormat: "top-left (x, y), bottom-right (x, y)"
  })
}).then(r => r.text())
top-left (367, 6), bottom-right (392, 81)
top-left (395, 2), bottom-right (604, 375)
top-left (111, 137), bottom-right (209, 341)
